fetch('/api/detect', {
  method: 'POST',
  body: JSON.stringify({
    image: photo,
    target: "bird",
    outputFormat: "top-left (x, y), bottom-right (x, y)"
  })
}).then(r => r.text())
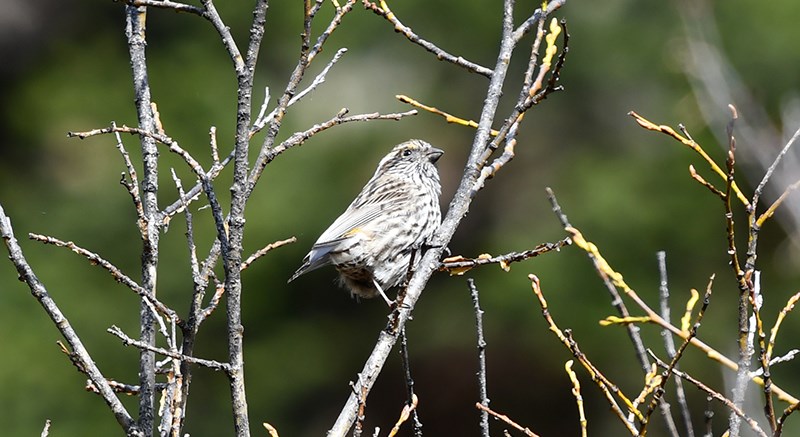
top-left (289, 139), bottom-right (443, 304)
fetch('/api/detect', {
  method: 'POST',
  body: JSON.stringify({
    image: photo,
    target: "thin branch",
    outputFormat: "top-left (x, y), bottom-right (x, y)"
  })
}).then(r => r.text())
top-left (724, 105), bottom-right (754, 437)
top-left (387, 393), bottom-right (418, 437)
top-left (531, 274), bottom-right (640, 435)
top-left (440, 237), bottom-right (570, 276)
top-left (108, 325), bottom-right (230, 372)
top-left (397, 328), bottom-right (422, 436)
top-left (250, 47), bottom-right (350, 136)
top-left (752, 124), bottom-right (800, 208)
top-left (0, 205), bottom-right (138, 434)
top-left (657, 252), bottom-right (694, 437)
top-left (475, 403), bottom-right (540, 437)
top-left (689, 164), bottom-right (725, 198)
top-left (198, 279), bottom-right (226, 325)
top-left (468, 279), bottom-right (490, 437)
top-left (776, 401), bottom-right (800, 435)
top-left (40, 419), bottom-right (51, 437)
top-left (628, 111), bottom-right (750, 207)
top-left (124, 4), bottom-right (162, 431)
top-left (562, 224), bottom-right (799, 404)
top-left (546, 188), bottom-right (676, 433)
top-left (69, 125), bottom-right (207, 180)
top-left (364, 0), bottom-right (493, 77)
top-left (241, 237), bottom-right (297, 271)
top-left (28, 233), bottom-right (178, 321)
top-left (329, 1), bottom-right (567, 433)
top-left (565, 360), bottom-right (587, 437)
top-left (252, 109), bottom-right (418, 177)
top-left (309, 0), bottom-right (355, 64)
top-left (395, 94), bottom-right (499, 136)
top-left (85, 379), bottom-right (169, 396)
top-left (757, 179), bottom-right (800, 228)
top-left (110, 123), bottom-right (145, 226)
top-left (171, 168), bottom-right (206, 434)
top-left (648, 352), bottom-right (768, 437)
top-left (127, 0), bottom-right (204, 16)
top-left (766, 291), bottom-right (800, 363)
top-left (751, 271), bottom-right (777, 433)
top-left (640, 276), bottom-right (714, 435)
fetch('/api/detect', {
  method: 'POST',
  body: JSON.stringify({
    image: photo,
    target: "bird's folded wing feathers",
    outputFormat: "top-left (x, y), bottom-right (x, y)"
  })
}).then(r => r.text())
top-left (314, 184), bottom-right (413, 245)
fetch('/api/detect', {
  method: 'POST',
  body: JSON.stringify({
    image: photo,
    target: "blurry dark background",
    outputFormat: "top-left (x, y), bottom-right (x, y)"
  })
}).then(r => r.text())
top-left (1, 1), bottom-right (799, 435)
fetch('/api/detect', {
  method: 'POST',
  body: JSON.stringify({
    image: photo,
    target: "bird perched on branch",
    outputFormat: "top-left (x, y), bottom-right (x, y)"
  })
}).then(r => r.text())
top-left (289, 139), bottom-right (444, 304)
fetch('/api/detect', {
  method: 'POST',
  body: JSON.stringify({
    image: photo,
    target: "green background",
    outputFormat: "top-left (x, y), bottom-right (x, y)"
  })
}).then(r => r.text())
top-left (1, 1), bottom-right (799, 435)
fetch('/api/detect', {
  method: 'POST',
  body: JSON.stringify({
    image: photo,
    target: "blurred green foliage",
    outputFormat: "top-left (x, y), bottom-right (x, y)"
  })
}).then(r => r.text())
top-left (1, 1), bottom-right (799, 436)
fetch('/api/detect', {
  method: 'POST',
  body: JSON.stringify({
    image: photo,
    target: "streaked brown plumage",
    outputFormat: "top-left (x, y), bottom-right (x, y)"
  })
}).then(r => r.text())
top-left (289, 139), bottom-right (443, 303)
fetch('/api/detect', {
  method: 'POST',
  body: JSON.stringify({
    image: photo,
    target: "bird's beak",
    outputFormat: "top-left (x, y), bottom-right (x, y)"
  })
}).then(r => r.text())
top-left (427, 147), bottom-right (444, 163)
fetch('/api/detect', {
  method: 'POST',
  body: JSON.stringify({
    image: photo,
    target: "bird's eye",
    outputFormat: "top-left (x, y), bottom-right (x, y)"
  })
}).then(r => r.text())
top-left (402, 149), bottom-right (413, 157)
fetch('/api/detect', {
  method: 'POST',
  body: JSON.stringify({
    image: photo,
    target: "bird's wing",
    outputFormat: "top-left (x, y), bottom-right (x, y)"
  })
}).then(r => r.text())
top-left (314, 178), bottom-right (413, 245)
top-left (289, 177), bottom-right (413, 282)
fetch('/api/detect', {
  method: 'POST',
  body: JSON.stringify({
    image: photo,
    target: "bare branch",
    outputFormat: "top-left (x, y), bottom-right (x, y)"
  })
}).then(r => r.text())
top-left (40, 419), bottom-right (51, 437)
top-left (641, 276), bottom-right (714, 432)
top-left (28, 233), bottom-right (178, 321)
top-left (363, 0), bottom-right (493, 77)
top-left (468, 279), bottom-right (490, 437)
top-left (531, 274), bottom-right (640, 434)
top-left (250, 109), bottom-right (418, 179)
top-left (440, 237), bottom-right (570, 276)
top-left (475, 402), bottom-right (540, 437)
top-left (250, 47), bottom-right (349, 136)
top-left (752, 125), bottom-right (800, 208)
top-left (397, 329), bottom-right (422, 436)
top-left (648, 352), bottom-right (768, 437)
top-left (0, 205), bottom-right (138, 434)
top-left (241, 237), bottom-right (297, 271)
top-left (128, 0), bottom-right (204, 16)
top-left (628, 111), bottom-right (750, 207)
top-left (118, 6), bottom-right (168, 431)
top-left (69, 125), bottom-right (207, 179)
top-left (108, 325), bottom-right (230, 372)
top-left (657, 252), bottom-right (694, 437)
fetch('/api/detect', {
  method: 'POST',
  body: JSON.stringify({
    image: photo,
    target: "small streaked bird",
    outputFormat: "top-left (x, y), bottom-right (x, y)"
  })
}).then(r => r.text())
top-left (289, 139), bottom-right (443, 304)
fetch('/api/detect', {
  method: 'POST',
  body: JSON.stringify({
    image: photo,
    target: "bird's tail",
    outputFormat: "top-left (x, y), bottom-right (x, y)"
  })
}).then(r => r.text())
top-left (287, 262), bottom-right (310, 283)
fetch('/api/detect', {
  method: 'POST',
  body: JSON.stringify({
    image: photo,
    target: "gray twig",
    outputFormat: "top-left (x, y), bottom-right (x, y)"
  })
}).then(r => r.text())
top-left (657, 252), bottom-right (694, 437)
top-left (28, 233), bottom-right (177, 321)
top-left (40, 419), bottom-right (51, 437)
top-left (241, 237), bottom-right (297, 271)
top-left (108, 325), bottom-right (230, 372)
top-left (124, 4), bottom-right (162, 432)
top-left (468, 279), bottom-right (490, 437)
top-left (363, 0), bottom-right (493, 77)
top-left (0, 205), bottom-right (139, 435)
top-left (440, 238), bottom-right (570, 273)
top-left (649, 352), bottom-right (768, 437)
top-left (398, 328), bottom-right (423, 436)
top-left (546, 187), bottom-right (679, 436)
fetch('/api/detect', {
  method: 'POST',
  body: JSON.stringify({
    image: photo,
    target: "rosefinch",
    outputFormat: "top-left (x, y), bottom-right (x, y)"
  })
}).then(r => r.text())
top-left (289, 139), bottom-right (443, 304)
